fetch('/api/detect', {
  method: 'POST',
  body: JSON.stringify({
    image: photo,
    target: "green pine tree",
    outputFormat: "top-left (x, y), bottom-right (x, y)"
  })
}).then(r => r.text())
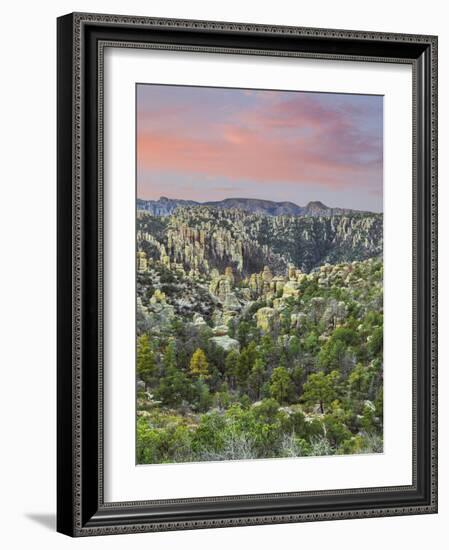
top-left (269, 366), bottom-right (293, 404)
top-left (302, 370), bottom-right (340, 414)
top-left (248, 357), bottom-right (266, 400)
top-left (137, 334), bottom-right (156, 390)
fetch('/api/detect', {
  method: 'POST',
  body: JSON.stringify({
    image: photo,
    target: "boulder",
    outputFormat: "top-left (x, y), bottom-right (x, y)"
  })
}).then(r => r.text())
top-left (210, 335), bottom-right (240, 352)
top-left (193, 313), bottom-right (207, 327)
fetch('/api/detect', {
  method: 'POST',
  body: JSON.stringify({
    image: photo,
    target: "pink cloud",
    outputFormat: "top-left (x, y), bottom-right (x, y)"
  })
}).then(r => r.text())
top-left (242, 95), bottom-right (344, 130)
top-left (137, 89), bottom-right (382, 191)
top-left (137, 128), bottom-right (369, 189)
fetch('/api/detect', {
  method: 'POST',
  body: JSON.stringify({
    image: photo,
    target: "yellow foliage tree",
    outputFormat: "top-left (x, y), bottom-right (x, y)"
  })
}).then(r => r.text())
top-left (189, 348), bottom-right (209, 378)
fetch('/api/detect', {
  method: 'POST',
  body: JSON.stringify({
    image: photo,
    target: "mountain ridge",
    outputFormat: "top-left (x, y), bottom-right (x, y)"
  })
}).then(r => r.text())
top-left (137, 196), bottom-right (378, 218)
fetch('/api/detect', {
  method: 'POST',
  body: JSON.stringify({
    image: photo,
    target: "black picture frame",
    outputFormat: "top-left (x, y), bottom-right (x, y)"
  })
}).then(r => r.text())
top-left (57, 12), bottom-right (438, 537)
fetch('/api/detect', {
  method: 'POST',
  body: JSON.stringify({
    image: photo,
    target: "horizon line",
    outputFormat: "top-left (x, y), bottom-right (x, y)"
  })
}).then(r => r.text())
top-left (136, 195), bottom-right (383, 213)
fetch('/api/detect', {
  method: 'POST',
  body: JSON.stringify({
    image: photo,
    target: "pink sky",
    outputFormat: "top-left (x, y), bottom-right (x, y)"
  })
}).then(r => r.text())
top-left (137, 85), bottom-right (383, 211)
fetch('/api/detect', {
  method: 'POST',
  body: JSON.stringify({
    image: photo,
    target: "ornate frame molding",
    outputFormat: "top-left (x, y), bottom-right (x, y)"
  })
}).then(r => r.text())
top-left (57, 12), bottom-right (438, 537)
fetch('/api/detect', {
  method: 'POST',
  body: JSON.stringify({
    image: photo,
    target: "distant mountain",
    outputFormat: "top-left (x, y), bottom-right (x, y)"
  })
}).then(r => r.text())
top-left (203, 197), bottom-right (303, 216)
top-left (136, 196), bottom-right (198, 217)
top-left (137, 196), bottom-right (373, 217)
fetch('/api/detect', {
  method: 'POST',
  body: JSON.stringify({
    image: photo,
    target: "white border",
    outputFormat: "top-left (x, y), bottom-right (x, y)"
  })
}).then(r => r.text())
top-left (103, 47), bottom-right (412, 503)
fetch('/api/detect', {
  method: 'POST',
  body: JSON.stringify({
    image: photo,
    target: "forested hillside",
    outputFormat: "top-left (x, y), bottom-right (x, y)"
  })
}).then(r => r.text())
top-left (136, 205), bottom-right (383, 463)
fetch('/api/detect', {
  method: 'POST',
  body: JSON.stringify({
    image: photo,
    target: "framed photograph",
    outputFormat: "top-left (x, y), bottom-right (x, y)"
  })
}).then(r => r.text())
top-left (57, 12), bottom-right (438, 536)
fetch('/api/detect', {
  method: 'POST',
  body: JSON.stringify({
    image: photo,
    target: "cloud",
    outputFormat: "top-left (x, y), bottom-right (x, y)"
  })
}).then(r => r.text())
top-left (137, 86), bottom-right (382, 192)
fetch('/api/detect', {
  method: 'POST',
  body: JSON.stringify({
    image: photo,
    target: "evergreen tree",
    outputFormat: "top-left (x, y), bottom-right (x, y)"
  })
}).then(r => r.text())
top-left (278, 352), bottom-right (288, 370)
top-left (367, 326), bottom-right (383, 358)
top-left (348, 363), bottom-right (371, 402)
top-left (225, 350), bottom-right (239, 389)
top-left (155, 365), bottom-right (190, 407)
top-left (291, 365), bottom-right (305, 395)
top-left (302, 371), bottom-right (340, 414)
top-left (163, 340), bottom-right (177, 371)
top-left (269, 367), bottom-right (293, 404)
top-left (153, 340), bottom-right (191, 407)
top-left (288, 335), bottom-right (301, 360)
top-left (189, 348), bottom-right (209, 378)
top-left (237, 320), bottom-right (251, 347)
top-left (136, 334), bottom-right (156, 389)
top-left (248, 357), bottom-right (265, 400)
top-left (192, 378), bottom-right (212, 412)
top-left (259, 334), bottom-right (276, 370)
top-left (236, 342), bottom-right (258, 392)
top-left (303, 332), bottom-right (319, 355)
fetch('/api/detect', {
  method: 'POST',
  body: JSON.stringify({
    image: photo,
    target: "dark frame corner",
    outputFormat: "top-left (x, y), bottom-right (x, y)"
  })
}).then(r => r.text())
top-left (57, 12), bottom-right (438, 537)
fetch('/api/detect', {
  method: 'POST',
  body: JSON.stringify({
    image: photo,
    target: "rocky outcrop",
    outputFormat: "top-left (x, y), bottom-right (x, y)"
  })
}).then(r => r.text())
top-left (282, 280), bottom-right (301, 298)
top-left (255, 307), bottom-right (280, 333)
top-left (136, 203), bottom-right (383, 346)
top-left (210, 335), bottom-right (240, 352)
top-left (209, 271), bottom-right (233, 302)
top-left (243, 264), bottom-right (304, 302)
top-left (209, 267), bottom-right (241, 325)
top-left (141, 294), bottom-right (175, 332)
top-left (137, 205), bottom-right (382, 277)
top-left (137, 250), bottom-right (148, 272)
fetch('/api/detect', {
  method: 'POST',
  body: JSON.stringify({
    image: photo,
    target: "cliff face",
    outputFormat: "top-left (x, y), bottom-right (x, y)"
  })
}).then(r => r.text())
top-left (137, 206), bottom-right (382, 277)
